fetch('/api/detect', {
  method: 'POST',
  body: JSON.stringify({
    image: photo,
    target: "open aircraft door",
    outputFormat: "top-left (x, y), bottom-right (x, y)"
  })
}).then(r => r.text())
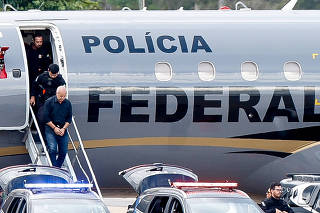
top-left (0, 24), bottom-right (28, 129)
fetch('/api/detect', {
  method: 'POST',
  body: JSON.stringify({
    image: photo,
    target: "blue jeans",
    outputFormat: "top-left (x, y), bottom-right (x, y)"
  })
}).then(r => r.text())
top-left (45, 126), bottom-right (69, 168)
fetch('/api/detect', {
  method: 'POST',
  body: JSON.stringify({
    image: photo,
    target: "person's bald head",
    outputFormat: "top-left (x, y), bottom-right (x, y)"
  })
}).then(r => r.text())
top-left (56, 86), bottom-right (67, 104)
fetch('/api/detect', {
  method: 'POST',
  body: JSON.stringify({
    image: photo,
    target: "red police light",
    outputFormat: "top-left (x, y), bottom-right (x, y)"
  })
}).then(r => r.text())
top-left (219, 6), bottom-right (231, 10)
top-left (0, 47), bottom-right (9, 52)
top-left (171, 182), bottom-right (238, 189)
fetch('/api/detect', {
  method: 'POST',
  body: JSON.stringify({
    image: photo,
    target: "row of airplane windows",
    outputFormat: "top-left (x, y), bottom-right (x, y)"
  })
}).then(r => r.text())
top-left (155, 61), bottom-right (302, 82)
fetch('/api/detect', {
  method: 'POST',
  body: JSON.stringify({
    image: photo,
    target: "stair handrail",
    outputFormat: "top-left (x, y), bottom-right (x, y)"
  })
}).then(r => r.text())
top-left (67, 132), bottom-right (91, 184)
top-left (29, 106), bottom-right (52, 167)
top-left (68, 116), bottom-right (102, 198)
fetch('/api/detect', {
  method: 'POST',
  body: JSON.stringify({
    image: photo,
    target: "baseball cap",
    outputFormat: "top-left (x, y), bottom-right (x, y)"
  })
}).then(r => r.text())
top-left (48, 64), bottom-right (59, 74)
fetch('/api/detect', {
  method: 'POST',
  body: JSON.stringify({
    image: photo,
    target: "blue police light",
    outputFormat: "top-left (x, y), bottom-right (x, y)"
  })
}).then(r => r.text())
top-left (25, 183), bottom-right (93, 189)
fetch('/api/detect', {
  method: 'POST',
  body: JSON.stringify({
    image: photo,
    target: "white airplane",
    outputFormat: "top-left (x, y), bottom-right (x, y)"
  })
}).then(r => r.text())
top-left (0, 0), bottom-right (318, 194)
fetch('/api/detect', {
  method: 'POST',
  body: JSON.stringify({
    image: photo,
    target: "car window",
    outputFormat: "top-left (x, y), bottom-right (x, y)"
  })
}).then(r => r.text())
top-left (313, 191), bottom-right (320, 212)
top-left (2, 196), bottom-right (13, 212)
top-left (137, 195), bottom-right (153, 212)
top-left (148, 196), bottom-right (169, 213)
top-left (168, 198), bottom-right (183, 213)
top-left (302, 185), bottom-right (316, 204)
top-left (7, 197), bottom-right (21, 213)
top-left (17, 199), bottom-right (26, 213)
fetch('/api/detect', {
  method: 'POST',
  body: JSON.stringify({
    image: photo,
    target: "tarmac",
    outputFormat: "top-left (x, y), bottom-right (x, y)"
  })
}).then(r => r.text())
top-left (102, 188), bottom-right (137, 213)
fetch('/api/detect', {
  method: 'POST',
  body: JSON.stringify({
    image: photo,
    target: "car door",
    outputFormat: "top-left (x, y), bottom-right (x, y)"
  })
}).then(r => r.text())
top-left (0, 24), bottom-right (28, 129)
top-left (119, 163), bottom-right (198, 195)
top-left (312, 191), bottom-right (320, 213)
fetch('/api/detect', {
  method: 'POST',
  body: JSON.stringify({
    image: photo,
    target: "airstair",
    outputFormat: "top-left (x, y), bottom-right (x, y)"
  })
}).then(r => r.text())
top-left (24, 106), bottom-right (102, 198)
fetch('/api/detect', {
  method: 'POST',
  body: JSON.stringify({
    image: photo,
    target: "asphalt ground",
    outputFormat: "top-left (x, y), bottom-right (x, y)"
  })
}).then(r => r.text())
top-left (102, 188), bottom-right (137, 213)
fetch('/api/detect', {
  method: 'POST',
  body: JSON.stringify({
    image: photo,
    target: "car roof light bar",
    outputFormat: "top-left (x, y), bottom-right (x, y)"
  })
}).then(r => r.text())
top-left (171, 182), bottom-right (238, 189)
top-left (25, 183), bottom-right (93, 189)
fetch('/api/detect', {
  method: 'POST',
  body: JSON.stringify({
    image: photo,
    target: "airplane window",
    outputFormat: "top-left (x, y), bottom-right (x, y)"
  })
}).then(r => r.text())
top-left (198, 62), bottom-right (215, 81)
top-left (155, 62), bottom-right (172, 81)
top-left (283, 61), bottom-right (302, 81)
top-left (241, 61), bottom-right (259, 81)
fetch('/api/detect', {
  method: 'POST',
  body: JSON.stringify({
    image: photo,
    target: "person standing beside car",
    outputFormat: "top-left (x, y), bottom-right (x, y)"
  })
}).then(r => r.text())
top-left (261, 182), bottom-right (294, 213)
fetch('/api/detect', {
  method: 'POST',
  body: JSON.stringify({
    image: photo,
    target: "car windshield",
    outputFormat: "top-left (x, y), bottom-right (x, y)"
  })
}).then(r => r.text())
top-left (31, 198), bottom-right (109, 213)
top-left (186, 197), bottom-right (263, 213)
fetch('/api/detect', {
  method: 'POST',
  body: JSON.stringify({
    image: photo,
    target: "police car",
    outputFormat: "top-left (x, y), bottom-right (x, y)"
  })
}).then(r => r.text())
top-left (0, 183), bottom-right (109, 213)
top-left (0, 165), bottom-right (109, 213)
top-left (281, 173), bottom-right (320, 203)
top-left (289, 182), bottom-right (320, 213)
top-left (279, 173), bottom-right (320, 212)
top-left (119, 163), bottom-right (263, 213)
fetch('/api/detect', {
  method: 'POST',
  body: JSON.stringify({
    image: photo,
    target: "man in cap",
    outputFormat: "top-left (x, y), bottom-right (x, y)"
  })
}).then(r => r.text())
top-left (30, 64), bottom-right (66, 141)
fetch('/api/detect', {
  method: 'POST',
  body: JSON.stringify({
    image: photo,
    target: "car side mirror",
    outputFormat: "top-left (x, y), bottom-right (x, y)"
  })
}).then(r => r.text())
top-left (127, 204), bottom-right (134, 213)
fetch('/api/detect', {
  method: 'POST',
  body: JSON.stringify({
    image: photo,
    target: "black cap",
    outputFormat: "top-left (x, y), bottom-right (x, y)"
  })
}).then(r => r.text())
top-left (48, 64), bottom-right (59, 74)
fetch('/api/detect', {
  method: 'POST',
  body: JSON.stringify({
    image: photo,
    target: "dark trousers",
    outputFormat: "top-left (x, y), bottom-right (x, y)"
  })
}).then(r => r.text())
top-left (45, 126), bottom-right (69, 168)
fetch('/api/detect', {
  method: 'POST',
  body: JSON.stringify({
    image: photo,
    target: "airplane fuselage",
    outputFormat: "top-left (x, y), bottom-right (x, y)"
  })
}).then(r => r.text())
top-left (0, 10), bottom-right (320, 194)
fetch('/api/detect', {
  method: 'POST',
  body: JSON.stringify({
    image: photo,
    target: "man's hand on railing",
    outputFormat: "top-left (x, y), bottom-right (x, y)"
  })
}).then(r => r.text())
top-left (30, 96), bottom-right (36, 106)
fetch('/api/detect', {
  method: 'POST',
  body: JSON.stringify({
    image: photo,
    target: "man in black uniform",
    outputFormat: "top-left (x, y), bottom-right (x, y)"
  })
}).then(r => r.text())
top-left (261, 182), bottom-right (294, 213)
top-left (30, 64), bottom-right (65, 140)
top-left (26, 33), bottom-right (52, 85)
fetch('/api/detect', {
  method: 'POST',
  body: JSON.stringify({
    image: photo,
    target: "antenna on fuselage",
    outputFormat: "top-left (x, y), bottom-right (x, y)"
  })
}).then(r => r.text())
top-left (282, 0), bottom-right (297, 11)
top-left (139, 0), bottom-right (145, 10)
top-left (122, 7), bottom-right (131, 10)
top-left (235, 1), bottom-right (251, 10)
top-left (38, 1), bottom-right (45, 10)
top-left (3, 4), bottom-right (17, 11)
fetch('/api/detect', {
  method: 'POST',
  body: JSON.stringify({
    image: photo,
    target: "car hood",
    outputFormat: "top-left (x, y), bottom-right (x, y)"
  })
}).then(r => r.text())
top-left (119, 163), bottom-right (198, 194)
top-left (0, 164), bottom-right (73, 190)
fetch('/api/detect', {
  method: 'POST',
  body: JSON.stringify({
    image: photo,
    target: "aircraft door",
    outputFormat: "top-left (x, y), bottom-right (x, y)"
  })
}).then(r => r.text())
top-left (0, 24), bottom-right (28, 129)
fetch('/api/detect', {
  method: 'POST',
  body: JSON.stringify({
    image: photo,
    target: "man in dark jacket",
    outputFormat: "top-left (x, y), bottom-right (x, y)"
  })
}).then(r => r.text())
top-left (44, 86), bottom-right (72, 168)
top-left (30, 64), bottom-right (65, 141)
top-left (261, 182), bottom-right (294, 213)
top-left (30, 63), bottom-right (65, 109)
top-left (26, 33), bottom-right (52, 85)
